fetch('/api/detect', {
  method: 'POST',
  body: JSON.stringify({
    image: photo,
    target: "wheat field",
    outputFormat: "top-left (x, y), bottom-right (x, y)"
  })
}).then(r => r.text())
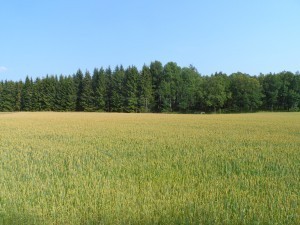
top-left (0, 112), bottom-right (299, 224)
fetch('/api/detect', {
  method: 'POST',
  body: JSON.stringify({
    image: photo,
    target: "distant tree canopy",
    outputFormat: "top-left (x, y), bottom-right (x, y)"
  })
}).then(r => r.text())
top-left (0, 61), bottom-right (299, 113)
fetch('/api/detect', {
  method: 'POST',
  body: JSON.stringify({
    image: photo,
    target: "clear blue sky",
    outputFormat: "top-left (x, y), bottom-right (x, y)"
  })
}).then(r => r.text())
top-left (0, 0), bottom-right (299, 80)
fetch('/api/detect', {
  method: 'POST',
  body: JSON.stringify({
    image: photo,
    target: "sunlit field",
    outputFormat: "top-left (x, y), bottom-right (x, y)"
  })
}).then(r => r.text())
top-left (0, 112), bottom-right (299, 224)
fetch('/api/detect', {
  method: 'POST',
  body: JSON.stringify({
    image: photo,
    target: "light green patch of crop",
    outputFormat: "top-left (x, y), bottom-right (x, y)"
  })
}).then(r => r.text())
top-left (0, 112), bottom-right (299, 224)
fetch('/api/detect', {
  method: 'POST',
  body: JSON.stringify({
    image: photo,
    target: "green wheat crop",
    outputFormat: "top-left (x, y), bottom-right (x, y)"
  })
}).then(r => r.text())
top-left (0, 112), bottom-right (299, 224)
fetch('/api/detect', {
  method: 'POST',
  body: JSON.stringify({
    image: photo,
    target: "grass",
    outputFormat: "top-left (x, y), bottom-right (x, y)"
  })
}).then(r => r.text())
top-left (0, 112), bottom-right (299, 224)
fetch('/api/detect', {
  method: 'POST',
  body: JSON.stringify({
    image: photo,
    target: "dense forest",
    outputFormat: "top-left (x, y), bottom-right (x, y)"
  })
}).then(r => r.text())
top-left (0, 61), bottom-right (299, 113)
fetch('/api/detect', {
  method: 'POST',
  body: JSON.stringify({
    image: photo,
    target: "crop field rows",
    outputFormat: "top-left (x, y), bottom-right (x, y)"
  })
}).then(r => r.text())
top-left (0, 112), bottom-right (299, 224)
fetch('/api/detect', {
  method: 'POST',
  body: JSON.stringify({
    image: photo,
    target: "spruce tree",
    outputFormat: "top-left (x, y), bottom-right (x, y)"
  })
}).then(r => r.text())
top-left (123, 66), bottom-right (139, 112)
top-left (105, 67), bottom-right (113, 112)
top-left (0, 81), bottom-right (16, 111)
top-left (111, 65), bottom-right (125, 112)
top-left (138, 65), bottom-right (153, 112)
top-left (92, 68), bottom-right (106, 111)
top-left (64, 75), bottom-right (77, 111)
top-left (55, 75), bottom-right (76, 111)
top-left (21, 76), bottom-right (33, 111)
top-left (80, 71), bottom-right (94, 111)
top-left (74, 69), bottom-right (84, 111)
top-left (150, 61), bottom-right (164, 112)
top-left (39, 75), bottom-right (57, 111)
top-left (15, 81), bottom-right (23, 111)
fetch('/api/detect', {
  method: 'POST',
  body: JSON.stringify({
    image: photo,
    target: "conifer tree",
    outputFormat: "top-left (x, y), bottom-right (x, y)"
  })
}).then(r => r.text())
top-left (111, 65), bottom-right (125, 112)
top-left (138, 65), bottom-right (153, 112)
top-left (92, 68), bottom-right (106, 111)
top-left (14, 81), bottom-right (23, 111)
top-left (21, 76), bottom-right (33, 111)
top-left (80, 71), bottom-right (94, 111)
top-left (74, 69), bottom-right (84, 111)
top-left (0, 81), bottom-right (16, 111)
top-left (31, 78), bottom-right (41, 111)
top-left (55, 75), bottom-right (76, 111)
top-left (38, 75), bottom-right (57, 111)
top-left (123, 66), bottom-right (139, 112)
top-left (150, 61), bottom-right (164, 112)
top-left (64, 75), bottom-right (77, 111)
top-left (105, 67), bottom-right (113, 112)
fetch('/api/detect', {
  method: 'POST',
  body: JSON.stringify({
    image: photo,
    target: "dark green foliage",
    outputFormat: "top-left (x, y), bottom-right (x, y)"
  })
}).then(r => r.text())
top-left (104, 67), bottom-right (113, 112)
top-left (21, 76), bottom-right (33, 111)
top-left (111, 66), bottom-right (125, 112)
top-left (0, 61), bottom-right (299, 113)
top-left (203, 72), bottom-right (231, 113)
top-left (92, 68), bottom-right (106, 111)
top-left (74, 69), bottom-right (84, 111)
top-left (162, 62), bottom-right (181, 112)
top-left (31, 78), bottom-right (41, 111)
top-left (123, 66), bottom-right (139, 112)
top-left (277, 71), bottom-right (300, 111)
top-left (80, 71), bottom-right (95, 111)
top-left (0, 81), bottom-right (16, 111)
top-left (36, 75), bottom-right (57, 111)
top-left (260, 73), bottom-right (281, 111)
top-left (14, 81), bottom-right (23, 111)
top-left (150, 61), bottom-right (164, 112)
top-left (138, 65), bottom-right (153, 112)
top-left (56, 75), bottom-right (76, 111)
top-left (229, 73), bottom-right (262, 112)
top-left (178, 66), bottom-right (201, 112)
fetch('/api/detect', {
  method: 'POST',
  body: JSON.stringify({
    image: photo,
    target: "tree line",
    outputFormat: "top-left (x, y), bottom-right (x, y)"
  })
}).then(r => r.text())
top-left (0, 61), bottom-right (299, 113)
